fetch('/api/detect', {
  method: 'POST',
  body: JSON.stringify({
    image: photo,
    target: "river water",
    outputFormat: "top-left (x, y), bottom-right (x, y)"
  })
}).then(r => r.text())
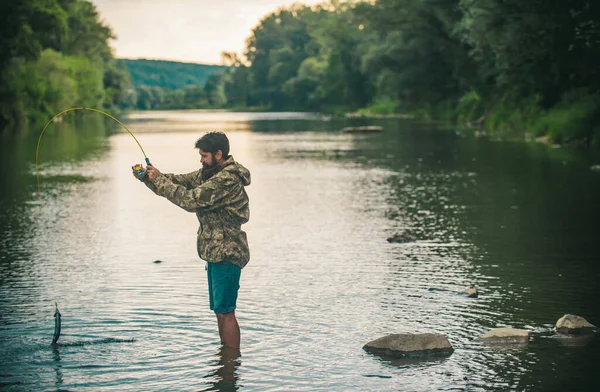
top-left (1, 110), bottom-right (599, 391)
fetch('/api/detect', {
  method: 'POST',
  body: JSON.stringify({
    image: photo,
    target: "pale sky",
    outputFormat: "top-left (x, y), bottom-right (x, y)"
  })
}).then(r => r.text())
top-left (92, 0), bottom-right (324, 64)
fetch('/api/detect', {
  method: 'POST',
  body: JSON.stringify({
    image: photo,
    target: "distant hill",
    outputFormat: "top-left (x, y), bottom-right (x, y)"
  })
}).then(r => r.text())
top-left (118, 59), bottom-right (227, 89)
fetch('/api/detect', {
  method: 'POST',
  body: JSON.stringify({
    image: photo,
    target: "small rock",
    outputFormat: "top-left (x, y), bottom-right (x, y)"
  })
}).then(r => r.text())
top-left (153, 260), bottom-right (163, 264)
top-left (340, 126), bottom-right (383, 134)
top-left (363, 333), bottom-right (454, 358)
top-left (479, 328), bottom-right (529, 344)
top-left (535, 136), bottom-right (550, 144)
top-left (387, 233), bottom-right (417, 243)
top-left (463, 287), bottom-right (479, 298)
top-left (591, 165), bottom-right (600, 172)
top-left (555, 314), bottom-right (597, 334)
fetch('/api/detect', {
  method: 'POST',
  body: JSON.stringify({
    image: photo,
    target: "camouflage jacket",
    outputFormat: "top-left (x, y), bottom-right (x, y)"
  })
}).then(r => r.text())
top-left (145, 157), bottom-right (251, 268)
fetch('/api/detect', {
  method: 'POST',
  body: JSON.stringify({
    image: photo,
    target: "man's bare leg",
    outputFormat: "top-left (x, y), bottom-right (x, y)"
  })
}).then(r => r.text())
top-left (216, 311), bottom-right (240, 348)
top-left (216, 314), bottom-right (225, 344)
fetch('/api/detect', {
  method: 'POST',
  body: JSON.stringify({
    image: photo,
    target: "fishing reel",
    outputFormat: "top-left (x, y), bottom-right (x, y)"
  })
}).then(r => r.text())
top-left (132, 158), bottom-right (152, 180)
top-left (132, 163), bottom-right (147, 180)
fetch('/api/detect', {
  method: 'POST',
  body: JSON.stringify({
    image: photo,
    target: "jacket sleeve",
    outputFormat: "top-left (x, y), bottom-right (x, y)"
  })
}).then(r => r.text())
top-left (148, 172), bottom-right (237, 212)
top-left (163, 171), bottom-right (200, 189)
top-left (143, 170), bottom-right (199, 194)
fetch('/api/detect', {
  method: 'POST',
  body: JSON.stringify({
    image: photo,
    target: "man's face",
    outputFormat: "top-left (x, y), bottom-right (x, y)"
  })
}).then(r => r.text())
top-left (199, 149), bottom-right (215, 168)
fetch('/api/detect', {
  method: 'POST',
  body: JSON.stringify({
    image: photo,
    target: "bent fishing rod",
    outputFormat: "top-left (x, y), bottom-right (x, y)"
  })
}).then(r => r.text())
top-left (39, 108), bottom-right (149, 345)
top-left (36, 107), bottom-right (152, 192)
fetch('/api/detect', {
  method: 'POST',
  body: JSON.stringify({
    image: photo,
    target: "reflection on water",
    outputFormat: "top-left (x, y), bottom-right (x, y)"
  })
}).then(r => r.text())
top-left (1, 110), bottom-right (599, 391)
top-left (202, 346), bottom-right (242, 392)
top-left (51, 344), bottom-right (64, 387)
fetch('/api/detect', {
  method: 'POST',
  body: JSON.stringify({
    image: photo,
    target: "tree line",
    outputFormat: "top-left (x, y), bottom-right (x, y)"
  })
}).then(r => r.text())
top-left (0, 0), bottom-right (132, 128)
top-left (117, 59), bottom-right (227, 110)
top-left (118, 73), bottom-right (229, 111)
top-left (211, 0), bottom-right (600, 146)
top-left (2, 0), bottom-right (599, 146)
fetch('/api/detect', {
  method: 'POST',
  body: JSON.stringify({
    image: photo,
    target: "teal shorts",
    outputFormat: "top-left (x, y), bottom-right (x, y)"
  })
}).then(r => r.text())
top-left (207, 261), bottom-right (241, 314)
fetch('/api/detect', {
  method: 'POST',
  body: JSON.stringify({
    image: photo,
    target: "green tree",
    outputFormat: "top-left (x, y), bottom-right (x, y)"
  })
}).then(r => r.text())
top-left (0, 0), bottom-right (68, 73)
top-left (204, 73), bottom-right (227, 106)
top-left (0, 0), bottom-right (132, 128)
top-left (245, 5), bottom-right (314, 109)
top-left (57, 0), bottom-right (113, 64)
top-left (66, 55), bottom-right (104, 107)
top-left (221, 52), bottom-right (251, 107)
top-left (457, 0), bottom-right (600, 107)
top-left (104, 60), bottom-right (133, 109)
top-left (361, 0), bottom-right (473, 112)
top-left (182, 86), bottom-right (209, 108)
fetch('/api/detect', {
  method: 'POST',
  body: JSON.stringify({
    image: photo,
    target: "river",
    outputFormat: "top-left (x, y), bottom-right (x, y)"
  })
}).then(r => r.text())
top-left (1, 110), bottom-right (599, 391)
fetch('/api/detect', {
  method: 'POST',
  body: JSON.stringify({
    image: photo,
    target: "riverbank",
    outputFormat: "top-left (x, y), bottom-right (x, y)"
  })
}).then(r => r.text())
top-left (353, 93), bottom-right (600, 150)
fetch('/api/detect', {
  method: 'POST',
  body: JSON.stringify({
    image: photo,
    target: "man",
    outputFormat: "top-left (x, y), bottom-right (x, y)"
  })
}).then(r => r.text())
top-left (134, 132), bottom-right (250, 349)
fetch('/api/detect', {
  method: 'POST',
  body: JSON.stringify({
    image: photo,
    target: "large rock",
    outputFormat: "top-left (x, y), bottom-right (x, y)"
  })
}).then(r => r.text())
top-left (363, 333), bottom-right (454, 358)
top-left (479, 328), bottom-right (530, 344)
top-left (555, 314), bottom-right (597, 334)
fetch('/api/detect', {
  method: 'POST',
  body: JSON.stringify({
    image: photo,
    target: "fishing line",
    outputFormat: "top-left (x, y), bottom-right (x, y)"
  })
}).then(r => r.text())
top-left (37, 108), bottom-right (149, 345)
top-left (36, 107), bottom-right (150, 191)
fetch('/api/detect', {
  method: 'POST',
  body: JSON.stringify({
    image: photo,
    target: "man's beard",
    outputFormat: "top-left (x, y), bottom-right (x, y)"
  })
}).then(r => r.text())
top-left (201, 159), bottom-right (219, 180)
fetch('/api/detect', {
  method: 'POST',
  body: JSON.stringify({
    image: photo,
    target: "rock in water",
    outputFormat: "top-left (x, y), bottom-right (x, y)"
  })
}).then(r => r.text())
top-left (153, 260), bottom-right (162, 264)
top-left (363, 333), bottom-right (454, 358)
top-left (479, 328), bottom-right (529, 344)
top-left (387, 233), bottom-right (417, 243)
top-left (340, 126), bottom-right (383, 134)
top-left (555, 314), bottom-right (597, 334)
top-left (463, 287), bottom-right (479, 298)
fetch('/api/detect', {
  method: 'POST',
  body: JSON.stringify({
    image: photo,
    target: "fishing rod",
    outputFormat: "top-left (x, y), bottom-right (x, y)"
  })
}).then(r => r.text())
top-left (36, 107), bottom-right (152, 192)
top-left (38, 108), bottom-right (148, 346)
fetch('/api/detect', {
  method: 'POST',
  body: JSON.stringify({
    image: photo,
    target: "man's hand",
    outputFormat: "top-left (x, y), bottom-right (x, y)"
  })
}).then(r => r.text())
top-left (146, 164), bottom-right (161, 181)
top-left (132, 165), bottom-right (145, 181)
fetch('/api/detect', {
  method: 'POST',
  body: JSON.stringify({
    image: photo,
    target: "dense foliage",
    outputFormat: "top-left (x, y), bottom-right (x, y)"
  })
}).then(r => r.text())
top-left (0, 0), bottom-right (132, 128)
top-left (213, 0), bottom-right (600, 145)
top-left (2, 0), bottom-right (599, 145)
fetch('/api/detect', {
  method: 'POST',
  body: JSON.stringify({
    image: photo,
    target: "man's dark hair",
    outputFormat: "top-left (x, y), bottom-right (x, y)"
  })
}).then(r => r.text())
top-left (195, 132), bottom-right (230, 159)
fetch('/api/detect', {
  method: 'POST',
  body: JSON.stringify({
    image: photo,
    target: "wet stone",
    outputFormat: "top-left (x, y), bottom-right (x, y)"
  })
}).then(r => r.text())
top-left (555, 314), bottom-right (597, 335)
top-left (363, 333), bottom-right (454, 358)
top-left (479, 328), bottom-right (530, 344)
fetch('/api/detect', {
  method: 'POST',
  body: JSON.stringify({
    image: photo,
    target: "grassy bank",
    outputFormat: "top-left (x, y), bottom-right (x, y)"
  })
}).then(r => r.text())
top-left (356, 91), bottom-right (600, 149)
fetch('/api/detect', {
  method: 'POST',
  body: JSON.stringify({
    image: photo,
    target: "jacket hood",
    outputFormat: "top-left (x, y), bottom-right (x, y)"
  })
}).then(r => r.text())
top-left (221, 157), bottom-right (251, 186)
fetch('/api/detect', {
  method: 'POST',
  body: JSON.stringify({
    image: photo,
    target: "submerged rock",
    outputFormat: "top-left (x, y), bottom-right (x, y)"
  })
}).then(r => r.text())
top-left (153, 260), bottom-right (163, 264)
top-left (479, 328), bottom-right (530, 344)
top-left (387, 233), bottom-right (417, 243)
top-left (363, 333), bottom-right (454, 358)
top-left (555, 314), bottom-right (597, 334)
top-left (554, 333), bottom-right (595, 348)
top-left (340, 126), bottom-right (383, 134)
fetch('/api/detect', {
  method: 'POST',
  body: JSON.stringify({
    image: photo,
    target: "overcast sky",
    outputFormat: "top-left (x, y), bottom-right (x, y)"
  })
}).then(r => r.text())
top-left (92, 0), bottom-right (324, 64)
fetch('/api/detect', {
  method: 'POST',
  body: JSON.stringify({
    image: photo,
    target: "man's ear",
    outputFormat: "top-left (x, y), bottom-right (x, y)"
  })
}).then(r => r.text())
top-left (215, 150), bottom-right (223, 161)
